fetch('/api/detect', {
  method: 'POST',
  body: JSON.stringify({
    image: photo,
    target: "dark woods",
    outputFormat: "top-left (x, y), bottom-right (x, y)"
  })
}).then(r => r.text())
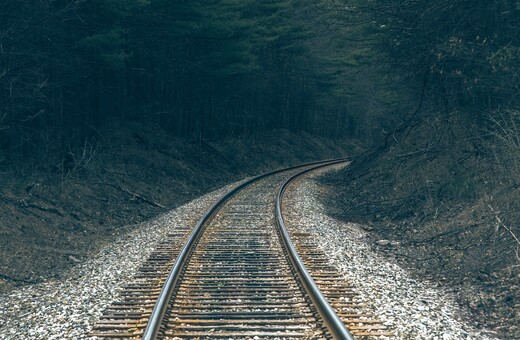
top-left (0, 0), bottom-right (367, 171)
top-left (1, 0), bottom-right (519, 171)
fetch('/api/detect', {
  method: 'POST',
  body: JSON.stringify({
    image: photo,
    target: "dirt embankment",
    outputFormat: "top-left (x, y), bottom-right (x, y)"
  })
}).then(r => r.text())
top-left (320, 113), bottom-right (520, 339)
top-left (0, 127), bottom-right (354, 294)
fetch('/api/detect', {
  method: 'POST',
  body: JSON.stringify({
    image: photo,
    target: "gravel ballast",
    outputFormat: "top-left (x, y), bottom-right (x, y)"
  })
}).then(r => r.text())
top-left (0, 168), bottom-right (502, 339)
top-left (0, 180), bottom-right (246, 340)
top-left (283, 166), bottom-right (501, 339)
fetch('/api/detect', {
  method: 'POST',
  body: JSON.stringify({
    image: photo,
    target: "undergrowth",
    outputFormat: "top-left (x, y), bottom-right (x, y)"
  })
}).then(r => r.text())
top-left (321, 109), bottom-right (520, 338)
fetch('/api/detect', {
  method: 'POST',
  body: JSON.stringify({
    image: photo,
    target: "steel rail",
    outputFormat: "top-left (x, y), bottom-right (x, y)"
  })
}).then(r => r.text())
top-left (142, 158), bottom-right (347, 340)
top-left (275, 160), bottom-right (354, 340)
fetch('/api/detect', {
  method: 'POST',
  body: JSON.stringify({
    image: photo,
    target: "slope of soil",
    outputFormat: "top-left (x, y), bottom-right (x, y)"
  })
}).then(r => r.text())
top-left (320, 113), bottom-right (520, 339)
top-left (0, 126), bottom-right (354, 294)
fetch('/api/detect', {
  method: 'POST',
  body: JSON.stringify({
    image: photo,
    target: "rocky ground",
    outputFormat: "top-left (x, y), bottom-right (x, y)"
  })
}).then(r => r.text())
top-left (318, 115), bottom-right (520, 339)
top-left (284, 166), bottom-right (502, 339)
top-left (0, 127), bottom-right (353, 295)
top-left (0, 180), bottom-right (246, 339)
top-left (0, 165), bottom-right (506, 339)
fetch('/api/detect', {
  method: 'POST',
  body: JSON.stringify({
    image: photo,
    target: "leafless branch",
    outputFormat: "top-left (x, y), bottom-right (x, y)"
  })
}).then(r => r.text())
top-left (488, 204), bottom-right (520, 261)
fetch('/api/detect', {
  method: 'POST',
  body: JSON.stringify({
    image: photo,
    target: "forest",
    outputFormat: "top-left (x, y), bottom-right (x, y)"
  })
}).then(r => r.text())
top-left (1, 0), bottom-right (520, 338)
top-left (2, 0), bottom-right (518, 165)
top-left (1, 0), bottom-right (400, 166)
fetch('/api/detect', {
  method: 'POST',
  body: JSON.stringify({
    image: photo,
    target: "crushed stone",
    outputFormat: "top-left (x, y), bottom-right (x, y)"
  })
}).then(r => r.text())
top-left (0, 180), bottom-right (246, 339)
top-left (282, 167), bottom-right (500, 339)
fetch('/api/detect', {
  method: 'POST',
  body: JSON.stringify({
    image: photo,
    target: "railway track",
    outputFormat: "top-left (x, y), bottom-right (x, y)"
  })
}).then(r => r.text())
top-left (90, 160), bottom-right (391, 339)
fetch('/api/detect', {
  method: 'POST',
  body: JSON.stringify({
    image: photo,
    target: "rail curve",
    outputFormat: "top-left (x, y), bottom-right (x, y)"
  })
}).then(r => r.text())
top-left (90, 159), bottom-right (390, 339)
